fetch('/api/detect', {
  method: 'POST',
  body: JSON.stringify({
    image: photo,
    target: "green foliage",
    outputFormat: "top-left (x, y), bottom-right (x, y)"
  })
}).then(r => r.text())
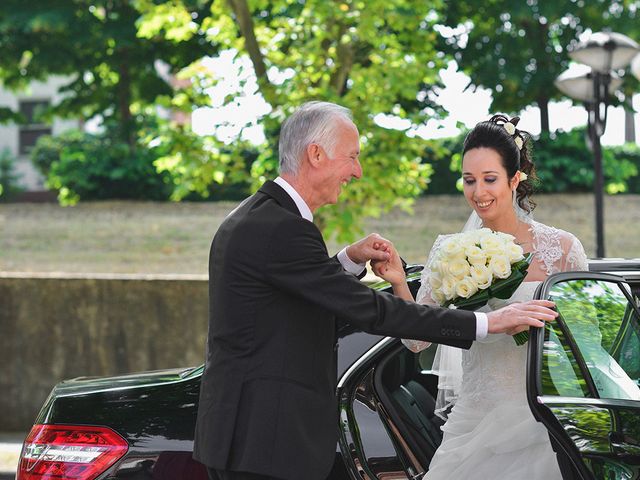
top-left (421, 133), bottom-right (465, 195)
top-left (437, 1), bottom-right (640, 130)
top-left (0, 1), bottom-right (211, 142)
top-left (31, 129), bottom-right (173, 205)
top-left (0, 148), bottom-right (23, 201)
top-left (609, 143), bottom-right (640, 194)
top-left (137, 0), bottom-right (449, 241)
top-left (535, 129), bottom-right (637, 194)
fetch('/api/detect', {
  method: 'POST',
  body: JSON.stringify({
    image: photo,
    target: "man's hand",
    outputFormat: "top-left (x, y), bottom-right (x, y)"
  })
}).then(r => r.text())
top-left (486, 300), bottom-right (558, 335)
top-left (346, 233), bottom-right (392, 264)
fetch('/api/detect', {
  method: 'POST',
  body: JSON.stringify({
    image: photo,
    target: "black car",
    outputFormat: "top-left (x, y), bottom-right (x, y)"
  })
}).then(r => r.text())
top-left (17, 261), bottom-right (640, 480)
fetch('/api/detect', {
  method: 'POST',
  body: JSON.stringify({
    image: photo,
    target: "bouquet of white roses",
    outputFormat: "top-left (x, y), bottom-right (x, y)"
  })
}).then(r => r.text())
top-left (428, 228), bottom-right (533, 345)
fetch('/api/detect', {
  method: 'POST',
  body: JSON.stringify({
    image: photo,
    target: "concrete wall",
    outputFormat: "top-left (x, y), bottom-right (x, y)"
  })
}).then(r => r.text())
top-left (0, 272), bottom-right (209, 431)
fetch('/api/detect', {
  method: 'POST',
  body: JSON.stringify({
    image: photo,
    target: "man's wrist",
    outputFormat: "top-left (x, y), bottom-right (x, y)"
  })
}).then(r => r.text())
top-left (474, 312), bottom-right (488, 339)
top-left (337, 247), bottom-right (366, 275)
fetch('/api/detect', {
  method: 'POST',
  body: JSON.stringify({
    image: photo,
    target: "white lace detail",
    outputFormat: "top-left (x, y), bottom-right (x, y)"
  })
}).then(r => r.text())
top-left (403, 221), bottom-right (589, 418)
top-left (565, 235), bottom-right (589, 271)
top-left (529, 221), bottom-right (564, 276)
top-left (459, 282), bottom-right (538, 408)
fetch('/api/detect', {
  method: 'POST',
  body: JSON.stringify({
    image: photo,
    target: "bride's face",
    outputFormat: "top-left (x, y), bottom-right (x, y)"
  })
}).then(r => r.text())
top-left (462, 147), bottom-right (518, 225)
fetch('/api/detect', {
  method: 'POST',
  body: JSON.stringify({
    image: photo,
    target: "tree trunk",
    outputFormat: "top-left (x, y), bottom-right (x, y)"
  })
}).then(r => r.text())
top-left (117, 51), bottom-right (134, 147)
top-left (227, 0), bottom-right (276, 103)
top-left (538, 96), bottom-right (550, 133)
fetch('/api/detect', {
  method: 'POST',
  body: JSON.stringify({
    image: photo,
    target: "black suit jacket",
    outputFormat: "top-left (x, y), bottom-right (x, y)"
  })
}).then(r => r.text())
top-left (193, 181), bottom-right (476, 479)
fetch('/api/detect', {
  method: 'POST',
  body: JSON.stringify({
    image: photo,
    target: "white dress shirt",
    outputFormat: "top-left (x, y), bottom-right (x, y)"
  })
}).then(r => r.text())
top-left (273, 176), bottom-right (488, 339)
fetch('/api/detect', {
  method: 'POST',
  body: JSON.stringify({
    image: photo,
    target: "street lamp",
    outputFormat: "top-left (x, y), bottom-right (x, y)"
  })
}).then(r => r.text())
top-left (555, 31), bottom-right (639, 258)
top-left (632, 53), bottom-right (640, 80)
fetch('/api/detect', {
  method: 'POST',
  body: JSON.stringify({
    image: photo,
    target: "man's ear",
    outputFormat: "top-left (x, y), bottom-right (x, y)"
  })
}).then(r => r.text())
top-left (306, 143), bottom-right (322, 168)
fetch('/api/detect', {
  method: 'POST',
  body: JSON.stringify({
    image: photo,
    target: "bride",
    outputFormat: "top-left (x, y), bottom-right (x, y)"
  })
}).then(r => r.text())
top-left (373, 114), bottom-right (588, 479)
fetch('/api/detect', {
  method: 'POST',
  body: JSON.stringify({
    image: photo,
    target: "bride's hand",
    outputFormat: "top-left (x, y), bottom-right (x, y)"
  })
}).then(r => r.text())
top-left (371, 244), bottom-right (405, 287)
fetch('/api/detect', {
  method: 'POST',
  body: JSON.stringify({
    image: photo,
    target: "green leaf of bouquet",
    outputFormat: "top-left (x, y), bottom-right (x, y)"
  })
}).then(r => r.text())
top-left (452, 289), bottom-right (490, 311)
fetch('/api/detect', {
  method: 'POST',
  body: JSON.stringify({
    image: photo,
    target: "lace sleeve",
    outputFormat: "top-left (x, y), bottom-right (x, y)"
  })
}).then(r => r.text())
top-left (564, 235), bottom-right (589, 271)
top-left (401, 235), bottom-right (451, 353)
top-left (530, 221), bottom-right (589, 275)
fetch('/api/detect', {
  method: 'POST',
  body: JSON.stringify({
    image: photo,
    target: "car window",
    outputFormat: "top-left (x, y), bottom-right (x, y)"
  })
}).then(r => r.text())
top-left (544, 279), bottom-right (640, 401)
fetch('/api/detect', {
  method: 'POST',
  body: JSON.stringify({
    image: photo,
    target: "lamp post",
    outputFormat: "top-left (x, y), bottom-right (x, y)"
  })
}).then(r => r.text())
top-left (555, 32), bottom-right (639, 258)
top-left (632, 53), bottom-right (640, 80)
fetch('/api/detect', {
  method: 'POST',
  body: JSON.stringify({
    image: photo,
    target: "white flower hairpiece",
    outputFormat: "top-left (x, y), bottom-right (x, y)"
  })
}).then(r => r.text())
top-left (502, 120), bottom-right (524, 150)
top-left (504, 122), bottom-right (516, 135)
top-left (519, 171), bottom-right (528, 181)
top-left (514, 136), bottom-right (524, 150)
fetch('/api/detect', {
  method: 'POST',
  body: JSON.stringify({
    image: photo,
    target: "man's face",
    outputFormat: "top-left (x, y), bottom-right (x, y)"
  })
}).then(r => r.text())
top-left (313, 121), bottom-right (362, 208)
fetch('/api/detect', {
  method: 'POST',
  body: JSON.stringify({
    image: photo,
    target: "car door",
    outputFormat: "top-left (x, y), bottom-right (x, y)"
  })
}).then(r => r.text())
top-left (528, 272), bottom-right (640, 480)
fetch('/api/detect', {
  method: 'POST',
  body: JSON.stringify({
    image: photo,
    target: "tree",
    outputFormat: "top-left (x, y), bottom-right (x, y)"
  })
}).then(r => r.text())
top-left (0, 0), bottom-right (211, 145)
top-left (437, 0), bottom-right (640, 132)
top-left (137, 0), bottom-right (455, 241)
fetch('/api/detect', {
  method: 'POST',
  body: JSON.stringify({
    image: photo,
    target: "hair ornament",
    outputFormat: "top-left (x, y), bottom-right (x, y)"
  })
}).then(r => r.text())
top-left (519, 171), bottom-right (528, 181)
top-left (514, 136), bottom-right (524, 150)
top-left (504, 122), bottom-right (516, 136)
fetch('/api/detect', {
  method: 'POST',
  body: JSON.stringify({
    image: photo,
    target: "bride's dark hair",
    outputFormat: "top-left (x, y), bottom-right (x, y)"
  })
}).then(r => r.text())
top-left (462, 114), bottom-right (537, 213)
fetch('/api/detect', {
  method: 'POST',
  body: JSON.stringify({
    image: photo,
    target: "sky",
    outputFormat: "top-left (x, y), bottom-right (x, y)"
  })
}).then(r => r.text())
top-left (191, 53), bottom-right (640, 147)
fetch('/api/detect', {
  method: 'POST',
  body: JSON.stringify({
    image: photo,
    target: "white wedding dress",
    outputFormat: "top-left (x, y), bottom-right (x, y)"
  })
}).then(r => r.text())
top-left (404, 220), bottom-right (589, 480)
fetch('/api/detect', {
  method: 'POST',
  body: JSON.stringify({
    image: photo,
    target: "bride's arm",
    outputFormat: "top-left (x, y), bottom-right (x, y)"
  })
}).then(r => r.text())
top-left (371, 245), bottom-right (413, 300)
top-left (373, 241), bottom-right (444, 353)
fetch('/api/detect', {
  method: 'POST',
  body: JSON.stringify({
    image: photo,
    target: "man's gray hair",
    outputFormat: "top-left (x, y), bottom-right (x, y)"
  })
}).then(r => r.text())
top-left (278, 101), bottom-right (353, 175)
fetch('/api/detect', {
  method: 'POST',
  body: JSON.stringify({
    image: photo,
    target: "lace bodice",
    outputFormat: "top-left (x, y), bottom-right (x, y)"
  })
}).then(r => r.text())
top-left (460, 282), bottom-right (540, 408)
top-left (414, 220), bottom-right (588, 306)
top-left (403, 220), bottom-right (588, 416)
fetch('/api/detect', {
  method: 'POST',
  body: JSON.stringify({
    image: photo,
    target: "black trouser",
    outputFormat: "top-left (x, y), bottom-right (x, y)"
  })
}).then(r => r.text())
top-left (207, 467), bottom-right (283, 480)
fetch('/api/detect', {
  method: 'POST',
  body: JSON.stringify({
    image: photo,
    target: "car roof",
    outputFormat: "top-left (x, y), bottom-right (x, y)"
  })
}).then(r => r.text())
top-left (589, 258), bottom-right (640, 281)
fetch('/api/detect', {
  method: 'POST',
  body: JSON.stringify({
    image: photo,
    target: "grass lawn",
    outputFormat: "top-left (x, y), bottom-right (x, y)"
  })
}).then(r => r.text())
top-left (1, 194), bottom-right (639, 274)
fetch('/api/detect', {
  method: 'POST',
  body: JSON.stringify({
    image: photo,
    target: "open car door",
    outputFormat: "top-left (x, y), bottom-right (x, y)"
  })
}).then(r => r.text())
top-left (528, 272), bottom-right (640, 480)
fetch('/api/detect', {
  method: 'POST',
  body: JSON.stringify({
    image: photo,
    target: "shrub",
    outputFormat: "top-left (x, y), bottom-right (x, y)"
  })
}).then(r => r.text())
top-left (0, 148), bottom-right (23, 201)
top-left (609, 143), bottom-right (640, 194)
top-left (31, 130), bottom-right (173, 205)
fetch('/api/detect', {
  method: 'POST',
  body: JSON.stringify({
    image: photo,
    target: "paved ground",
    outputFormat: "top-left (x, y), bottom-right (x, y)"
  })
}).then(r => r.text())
top-left (0, 433), bottom-right (24, 480)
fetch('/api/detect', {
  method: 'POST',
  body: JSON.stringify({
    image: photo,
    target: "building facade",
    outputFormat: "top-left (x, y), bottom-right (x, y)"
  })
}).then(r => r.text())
top-left (0, 76), bottom-right (79, 191)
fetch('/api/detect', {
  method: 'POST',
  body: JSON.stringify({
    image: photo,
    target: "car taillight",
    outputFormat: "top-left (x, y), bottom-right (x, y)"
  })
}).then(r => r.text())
top-left (17, 424), bottom-right (128, 480)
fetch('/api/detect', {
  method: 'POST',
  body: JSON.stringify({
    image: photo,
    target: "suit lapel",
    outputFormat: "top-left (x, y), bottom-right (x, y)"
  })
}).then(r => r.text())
top-left (258, 180), bottom-right (301, 217)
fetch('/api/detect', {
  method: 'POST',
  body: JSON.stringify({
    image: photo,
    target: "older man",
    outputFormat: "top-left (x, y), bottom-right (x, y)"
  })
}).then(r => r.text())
top-left (193, 101), bottom-right (557, 480)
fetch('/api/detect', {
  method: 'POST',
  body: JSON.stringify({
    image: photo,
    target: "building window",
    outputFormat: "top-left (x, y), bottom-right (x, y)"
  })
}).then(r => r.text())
top-left (19, 99), bottom-right (52, 155)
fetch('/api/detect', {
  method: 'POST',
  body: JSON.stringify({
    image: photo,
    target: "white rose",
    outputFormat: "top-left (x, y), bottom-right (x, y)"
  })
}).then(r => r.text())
top-left (506, 242), bottom-right (525, 263)
top-left (441, 275), bottom-right (457, 300)
top-left (488, 255), bottom-right (512, 279)
top-left (480, 234), bottom-right (505, 255)
top-left (431, 259), bottom-right (448, 276)
top-left (448, 257), bottom-right (471, 280)
top-left (455, 277), bottom-right (479, 299)
top-left (431, 290), bottom-right (446, 305)
top-left (429, 271), bottom-right (443, 290)
top-left (440, 239), bottom-right (464, 259)
top-left (458, 234), bottom-right (479, 251)
top-left (465, 245), bottom-right (487, 266)
top-left (470, 264), bottom-right (493, 290)
top-left (495, 231), bottom-right (515, 243)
